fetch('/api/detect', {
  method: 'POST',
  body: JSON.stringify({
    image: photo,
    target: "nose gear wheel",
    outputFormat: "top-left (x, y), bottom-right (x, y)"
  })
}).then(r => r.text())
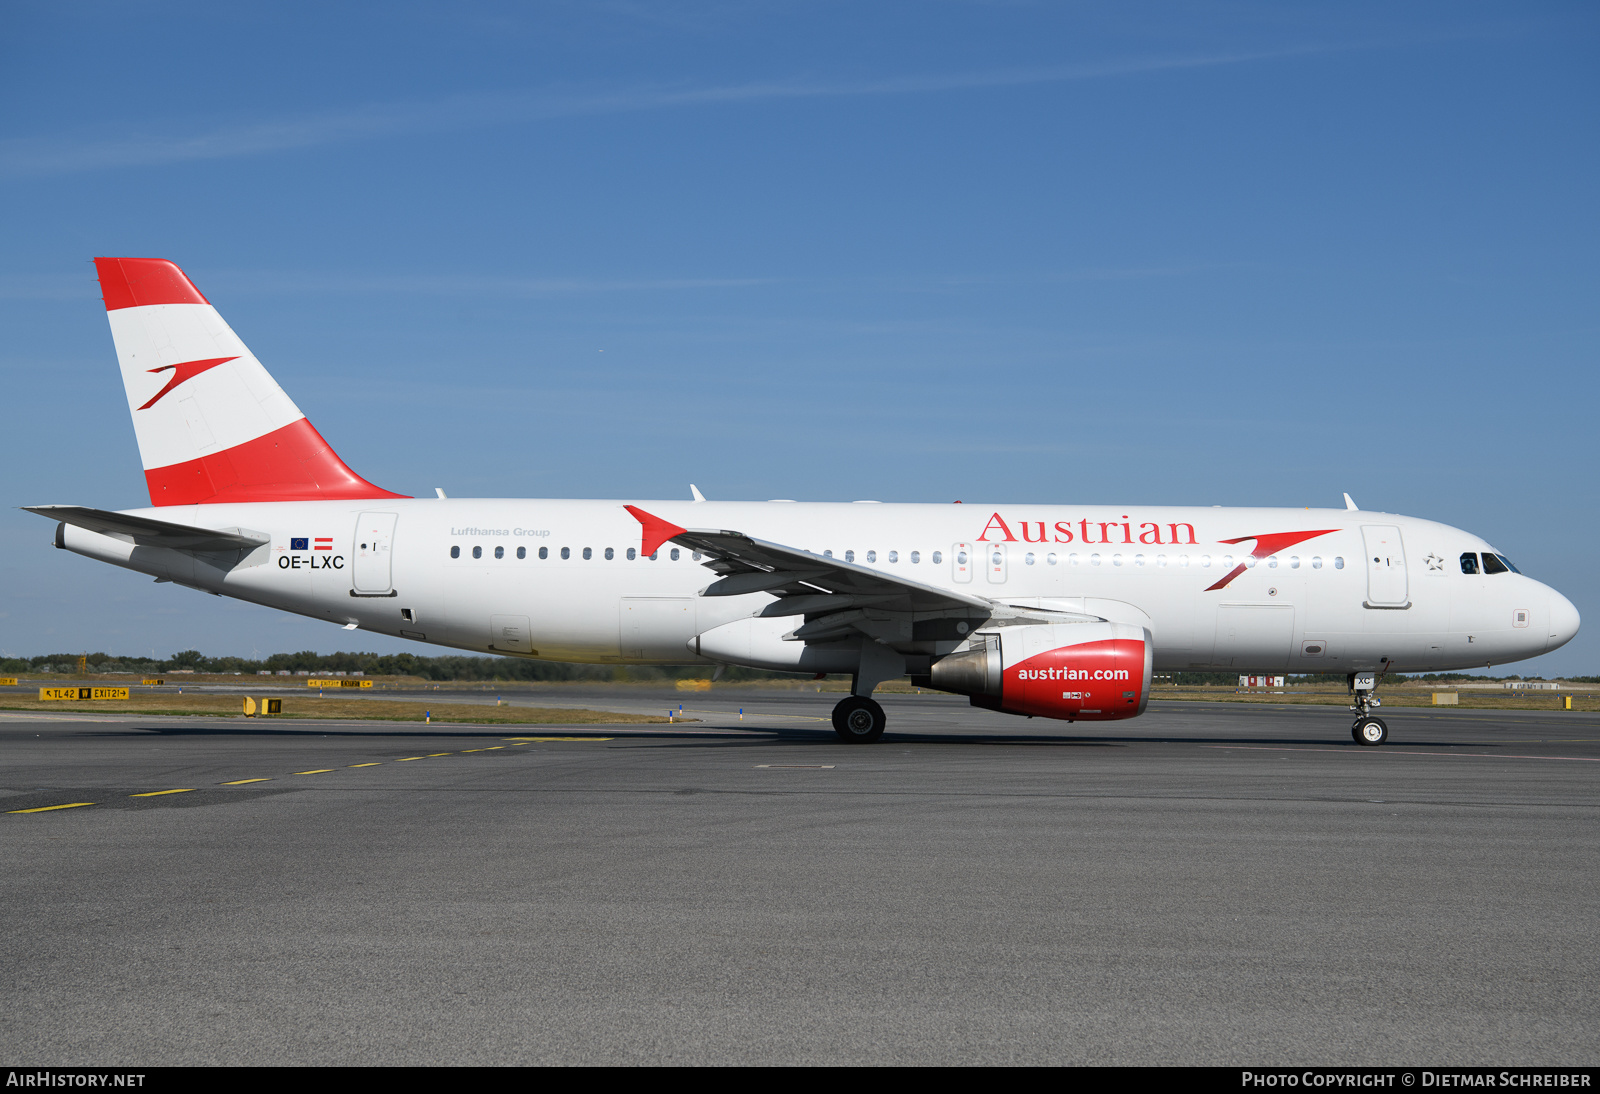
top-left (1352, 716), bottom-right (1388, 746)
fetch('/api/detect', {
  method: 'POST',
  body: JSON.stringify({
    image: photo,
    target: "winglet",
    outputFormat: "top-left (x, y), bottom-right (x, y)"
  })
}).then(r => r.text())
top-left (625, 505), bottom-right (688, 558)
top-left (1343, 493), bottom-right (1358, 511)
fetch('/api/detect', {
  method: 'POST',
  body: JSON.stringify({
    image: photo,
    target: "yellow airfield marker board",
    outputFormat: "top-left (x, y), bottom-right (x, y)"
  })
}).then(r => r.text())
top-left (40, 686), bottom-right (130, 701)
top-left (0, 677), bottom-right (18, 686)
top-left (307, 678), bottom-right (372, 688)
top-left (142, 678), bottom-right (164, 686)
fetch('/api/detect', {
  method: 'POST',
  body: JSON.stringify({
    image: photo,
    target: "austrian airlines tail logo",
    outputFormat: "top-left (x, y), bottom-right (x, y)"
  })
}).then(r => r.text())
top-left (137, 356), bottom-right (239, 410)
top-left (1205, 529), bottom-right (1341, 591)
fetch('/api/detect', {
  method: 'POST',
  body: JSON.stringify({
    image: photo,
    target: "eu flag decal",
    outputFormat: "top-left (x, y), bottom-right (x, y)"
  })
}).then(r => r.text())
top-left (290, 537), bottom-right (308, 551)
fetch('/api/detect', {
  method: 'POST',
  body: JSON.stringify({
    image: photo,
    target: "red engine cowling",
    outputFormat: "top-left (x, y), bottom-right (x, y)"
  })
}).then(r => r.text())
top-left (927, 621), bottom-right (1153, 721)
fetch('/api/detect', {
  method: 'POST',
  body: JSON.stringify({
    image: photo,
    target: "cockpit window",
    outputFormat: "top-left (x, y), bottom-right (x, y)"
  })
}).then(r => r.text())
top-left (1481, 553), bottom-right (1509, 575)
top-left (1495, 554), bottom-right (1520, 574)
top-left (1460, 552), bottom-right (1479, 575)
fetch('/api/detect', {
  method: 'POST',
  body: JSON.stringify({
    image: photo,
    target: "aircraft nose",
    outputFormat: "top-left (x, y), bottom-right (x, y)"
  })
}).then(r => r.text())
top-left (1547, 591), bottom-right (1581, 653)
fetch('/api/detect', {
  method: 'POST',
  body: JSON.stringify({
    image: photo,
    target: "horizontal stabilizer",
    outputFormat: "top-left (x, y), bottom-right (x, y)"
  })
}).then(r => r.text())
top-left (23, 505), bottom-right (269, 552)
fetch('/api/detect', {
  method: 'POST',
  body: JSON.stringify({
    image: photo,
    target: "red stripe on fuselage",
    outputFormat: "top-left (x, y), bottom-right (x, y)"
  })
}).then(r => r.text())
top-left (1204, 528), bottom-right (1342, 591)
top-left (143, 418), bottom-right (409, 506)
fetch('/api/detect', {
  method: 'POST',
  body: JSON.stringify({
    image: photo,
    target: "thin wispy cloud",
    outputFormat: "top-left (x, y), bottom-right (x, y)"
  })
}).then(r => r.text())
top-left (0, 276), bottom-right (92, 300)
top-left (208, 272), bottom-right (776, 297)
top-left (0, 263), bottom-right (1235, 303)
top-left (0, 46), bottom-right (1343, 178)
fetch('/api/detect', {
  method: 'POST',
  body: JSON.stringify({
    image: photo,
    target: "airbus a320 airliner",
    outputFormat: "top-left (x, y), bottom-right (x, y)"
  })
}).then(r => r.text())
top-left (28, 258), bottom-right (1580, 744)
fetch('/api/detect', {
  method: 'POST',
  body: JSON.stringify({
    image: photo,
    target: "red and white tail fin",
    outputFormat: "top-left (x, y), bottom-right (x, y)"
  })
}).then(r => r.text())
top-left (93, 257), bottom-right (407, 507)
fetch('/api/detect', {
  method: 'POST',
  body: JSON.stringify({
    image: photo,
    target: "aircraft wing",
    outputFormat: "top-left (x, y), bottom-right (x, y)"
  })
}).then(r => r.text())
top-left (625, 505), bottom-right (1096, 644)
top-left (24, 505), bottom-right (270, 553)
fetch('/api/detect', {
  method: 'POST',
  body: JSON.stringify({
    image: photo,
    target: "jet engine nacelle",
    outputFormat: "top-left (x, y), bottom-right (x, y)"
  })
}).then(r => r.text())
top-left (925, 621), bottom-right (1153, 721)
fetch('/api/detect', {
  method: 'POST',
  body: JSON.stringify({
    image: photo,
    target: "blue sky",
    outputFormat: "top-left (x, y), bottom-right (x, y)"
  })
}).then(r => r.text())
top-left (1, 1), bottom-right (1595, 674)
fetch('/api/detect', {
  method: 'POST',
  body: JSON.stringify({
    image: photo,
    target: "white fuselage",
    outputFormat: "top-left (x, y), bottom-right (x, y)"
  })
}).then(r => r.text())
top-left (58, 498), bottom-right (1577, 676)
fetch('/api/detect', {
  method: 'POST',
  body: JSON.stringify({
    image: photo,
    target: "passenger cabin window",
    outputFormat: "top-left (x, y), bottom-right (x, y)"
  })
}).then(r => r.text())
top-left (1482, 553), bottom-right (1509, 575)
top-left (866, 550), bottom-right (877, 563)
top-left (494, 546), bottom-right (504, 559)
top-left (517, 546), bottom-right (526, 559)
top-left (604, 547), bottom-right (614, 560)
top-left (450, 546), bottom-right (460, 559)
top-left (932, 551), bottom-right (942, 564)
top-left (472, 546), bottom-right (482, 559)
top-left (845, 551), bottom-right (855, 563)
top-left (1461, 552), bottom-right (1480, 574)
top-left (560, 547), bottom-right (570, 560)
top-left (627, 548), bottom-right (636, 560)
top-left (582, 547), bottom-right (592, 560)
top-left (539, 546), bottom-right (548, 559)
top-left (910, 551), bottom-right (920, 564)
top-left (670, 548), bottom-right (680, 561)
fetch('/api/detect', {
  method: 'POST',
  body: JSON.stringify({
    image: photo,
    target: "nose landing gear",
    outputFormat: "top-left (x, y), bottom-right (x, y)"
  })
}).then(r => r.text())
top-left (1349, 670), bottom-right (1388, 746)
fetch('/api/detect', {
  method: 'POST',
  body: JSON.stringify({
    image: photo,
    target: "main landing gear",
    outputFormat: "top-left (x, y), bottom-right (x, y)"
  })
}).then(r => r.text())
top-left (833, 696), bottom-right (886, 743)
top-left (1349, 670), bottom-right (1388, 746)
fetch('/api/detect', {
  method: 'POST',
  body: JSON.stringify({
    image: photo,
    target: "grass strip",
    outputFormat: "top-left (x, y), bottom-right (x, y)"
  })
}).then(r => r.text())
top-left (0, 696), bottom-right (681, 723)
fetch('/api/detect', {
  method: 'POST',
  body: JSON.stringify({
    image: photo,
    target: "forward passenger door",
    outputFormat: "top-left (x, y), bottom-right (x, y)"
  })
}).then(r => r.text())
top-left (1361, 525), bottom-right (1409, 608)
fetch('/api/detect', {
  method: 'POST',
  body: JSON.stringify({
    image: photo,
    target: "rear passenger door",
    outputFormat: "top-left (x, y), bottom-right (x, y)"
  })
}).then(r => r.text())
top-left (353, 512), bottom-right (397, 596)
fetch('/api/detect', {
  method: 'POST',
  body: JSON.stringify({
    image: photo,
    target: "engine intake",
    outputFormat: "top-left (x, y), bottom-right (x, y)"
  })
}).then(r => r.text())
top-left (927, 621), bottom-right (1152, 721)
